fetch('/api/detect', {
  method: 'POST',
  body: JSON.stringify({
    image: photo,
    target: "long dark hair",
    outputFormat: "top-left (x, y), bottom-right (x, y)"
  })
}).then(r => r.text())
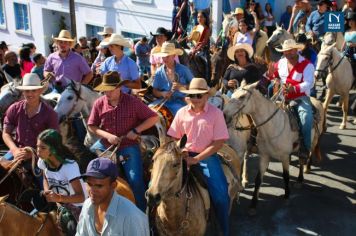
top-left (38, 129), bottom-right (76, 164)
top-left (19, 47), bottom-right (31, 68)
top-left (198, 10), bottom-right (210, 27)
top-left (265, 3), bottom-right (273, 14)
top-left (234, 49), bottom-right (252, 66)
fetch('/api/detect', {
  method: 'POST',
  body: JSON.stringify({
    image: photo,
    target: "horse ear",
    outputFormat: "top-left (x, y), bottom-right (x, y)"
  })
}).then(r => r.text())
top-left (275, 22), bottom-right (279, 28)
top-left (280, 23), bottom-right (285, 29)
top-left (0, 195), bottom-right (9, 203)
top-left (177, 135), bottom-right (187, 149)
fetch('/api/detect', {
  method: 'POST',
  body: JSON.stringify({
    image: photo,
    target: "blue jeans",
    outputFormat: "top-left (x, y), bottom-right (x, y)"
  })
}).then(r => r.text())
top-left (294, 96), bottom-right (313, 150)
top-left (190, 153), bottom-right (230, 236)
top-left (90, 140), bottom-right (147, 211)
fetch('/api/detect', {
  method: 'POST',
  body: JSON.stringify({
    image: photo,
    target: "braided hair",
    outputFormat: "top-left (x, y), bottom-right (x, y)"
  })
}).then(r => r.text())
top-left (38, 129), bottom-right (76, 165)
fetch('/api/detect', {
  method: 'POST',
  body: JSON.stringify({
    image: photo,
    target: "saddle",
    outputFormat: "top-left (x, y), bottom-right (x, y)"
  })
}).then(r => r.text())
top-left (285, 100), bottom-right (321, 132)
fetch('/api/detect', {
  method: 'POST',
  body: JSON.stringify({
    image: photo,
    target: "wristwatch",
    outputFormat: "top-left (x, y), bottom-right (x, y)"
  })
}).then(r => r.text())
top-left (132, 128), bottom-right (140, 135)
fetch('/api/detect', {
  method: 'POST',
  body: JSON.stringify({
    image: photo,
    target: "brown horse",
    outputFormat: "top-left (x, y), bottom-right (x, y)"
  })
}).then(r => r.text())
top-left (146, 136), bottom-right (241, 236)
top-left (0, 195), bottom-right (61, 236)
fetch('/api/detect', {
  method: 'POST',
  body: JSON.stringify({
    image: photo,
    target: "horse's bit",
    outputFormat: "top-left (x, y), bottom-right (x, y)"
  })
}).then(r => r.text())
top-left (315, 52), bottom-right (345, 76)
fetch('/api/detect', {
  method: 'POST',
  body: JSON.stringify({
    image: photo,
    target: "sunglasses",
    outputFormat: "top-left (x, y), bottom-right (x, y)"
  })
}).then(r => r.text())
top-left (187, 94), bottom-right (205, 99)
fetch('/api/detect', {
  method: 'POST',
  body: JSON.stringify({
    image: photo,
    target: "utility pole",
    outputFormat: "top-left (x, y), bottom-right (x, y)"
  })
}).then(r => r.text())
top-left (69, 0), bottom-right (77, 38)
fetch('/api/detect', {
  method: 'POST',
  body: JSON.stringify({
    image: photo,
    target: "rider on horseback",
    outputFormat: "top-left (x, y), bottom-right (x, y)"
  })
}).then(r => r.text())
top-left (168, 78), bottom-right (230, 236)
top-left (268, 39), bottom-right (314, 159)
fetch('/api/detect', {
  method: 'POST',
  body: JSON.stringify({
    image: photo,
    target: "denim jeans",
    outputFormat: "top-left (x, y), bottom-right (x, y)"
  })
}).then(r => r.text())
top-left (294, 96), bottom-right (313, 150)
top-left (190, 153), bottom-right (230, 236)
top-left (90, 140), bottom-right (147, 211)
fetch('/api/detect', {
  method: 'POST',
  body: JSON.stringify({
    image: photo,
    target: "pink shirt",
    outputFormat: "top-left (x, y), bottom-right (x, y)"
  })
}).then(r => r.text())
top-left (21, 60), bottom-right (35, 78)
top-left (87, 93), bottom-right (157, 149)
top-left (168, 102), bottom-right (229, 153)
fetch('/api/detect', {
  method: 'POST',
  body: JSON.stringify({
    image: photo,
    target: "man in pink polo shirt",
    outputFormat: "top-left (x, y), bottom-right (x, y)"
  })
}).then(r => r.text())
top-left (88, 71), bottom-right (159, 212)
top-left (167, 77), bottom-right (230, 236)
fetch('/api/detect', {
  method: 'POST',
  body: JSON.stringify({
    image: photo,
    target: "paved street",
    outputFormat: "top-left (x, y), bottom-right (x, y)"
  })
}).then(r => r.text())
top-left (227, 97), bottom-right (356, 236)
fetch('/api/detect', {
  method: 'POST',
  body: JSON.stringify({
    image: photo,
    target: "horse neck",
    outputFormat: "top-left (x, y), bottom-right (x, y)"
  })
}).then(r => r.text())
top-left (80, 87), bottom-right (100, 114)
top-left (330, 48), bottom-right (346, 76)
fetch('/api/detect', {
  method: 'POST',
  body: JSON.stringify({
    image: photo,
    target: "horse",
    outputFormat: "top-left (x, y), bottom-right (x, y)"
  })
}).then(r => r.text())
top-left (54, 81), bottom-right (101, 147)
top-left (210, 46), bottom-right (231, 88)
top-left (146, 136), bottom-right (241, 236)
top-left (321, 32), bottom-right (345, 52)
top-left (0, 81), bottom-right (22, 117)
top-left (0, 196), bottom-right (61, 236)
top-left (315, 43), bottom-right (355, 130)
top-left (223, 84), bottom-right (324, 215)
top-left (266, 25), bottom-right (293, 62)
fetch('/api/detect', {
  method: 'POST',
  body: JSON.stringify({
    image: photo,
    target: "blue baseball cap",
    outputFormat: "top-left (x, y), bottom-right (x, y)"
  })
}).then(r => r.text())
top-left (82, 158), bottom-right (118, 180)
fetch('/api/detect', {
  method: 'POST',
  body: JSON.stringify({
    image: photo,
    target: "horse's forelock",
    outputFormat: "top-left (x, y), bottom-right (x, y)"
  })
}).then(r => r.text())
top-left (153, 140), bottom-right (180, 160)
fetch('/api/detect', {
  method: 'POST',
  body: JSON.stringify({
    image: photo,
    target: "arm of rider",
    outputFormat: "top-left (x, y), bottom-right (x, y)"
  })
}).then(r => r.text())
top-left (44, 179), bottom-right (85, 203)
top-left (82, 71), bottom-right (93, 85)
top-left (88, 125), bottom-right (121, 145)
top-left (2, 131), bottom-right (29, 160)
top-left (185, 140), bottom-right (225, 166)
top-left (287, 5), bottom-right (299, 33)
top-left (251, 11), bottom-right (260, 34)
top-left (176, 0), bottom-right (188, 18)
top-left (126, 116), bottom-right (159, 141)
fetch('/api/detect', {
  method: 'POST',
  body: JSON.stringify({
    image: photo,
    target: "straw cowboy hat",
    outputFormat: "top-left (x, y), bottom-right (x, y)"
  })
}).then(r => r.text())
top-left (180, 77), bottom-right (212, 95)
top-left (227, 43), bottom-right (254, 61)
top-left (54, 30), bottom-right (75, 42)
top-left (107, 34), bottom-right (132, 48)
top-left (153, 42), bottom-right (183, 57)
top-left (16, 73), bottom-right (45, 90)
top-left (190, 25), bottom-right (205, 45)
top-left (232, 7), bottom-right (244, 15)
top-left (97, 26), bottom-right (114, 36)
top-left (275, 39), bottom-right (304, 52)
top-left (94, 71), bottom-right (130, 92)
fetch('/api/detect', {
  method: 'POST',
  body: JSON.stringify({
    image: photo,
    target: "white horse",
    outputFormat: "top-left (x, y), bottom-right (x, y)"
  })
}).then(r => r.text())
top-left (266, 25), bottom-right (293, 62)
top-left (54, 81), bottom-right (101, 146)
top-left (315, 43), bottom-right (355, 129)
top-left (0, 81), bottom-right (22, 116)
top-left (223, 84), bottom-right (324, 215)
top-left (321, 32), bottom-right (345, 52)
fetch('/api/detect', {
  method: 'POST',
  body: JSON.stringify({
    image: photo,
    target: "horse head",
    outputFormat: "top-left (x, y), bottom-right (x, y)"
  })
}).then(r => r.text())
top-left (266, 26), bottom-right (293, 48)
top-left (315, 43), bottom-right (336, 80)
top-left (223, 83), bottom-right (258, 124)
top-left (54, 81), bottom-right (85, 122)
top-left (0, 81), bottom-right (22, 115)
top-left (146, 135), bottom-right (187, 206)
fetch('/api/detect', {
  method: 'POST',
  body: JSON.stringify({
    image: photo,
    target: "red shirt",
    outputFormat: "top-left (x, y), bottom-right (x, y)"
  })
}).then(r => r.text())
top-left (88, 93), bottom-right (157, 149)
top-left (3, 100), bottom-right (59, 148)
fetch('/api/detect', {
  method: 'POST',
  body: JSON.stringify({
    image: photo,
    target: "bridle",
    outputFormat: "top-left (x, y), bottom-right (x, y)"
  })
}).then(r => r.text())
top-left (315, 51), bottom-right (345, 77)
top-left (65, 82), bottom-right (83, 118)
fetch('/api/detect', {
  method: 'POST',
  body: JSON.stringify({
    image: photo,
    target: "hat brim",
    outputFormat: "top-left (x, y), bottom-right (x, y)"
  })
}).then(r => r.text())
top-left (227, 44), bottom-right (254, 61)
top-left (94, 80), bottom-right (130, 92)
top-left (107, 41), bottom-right (131, 48)
top-left (154, 49), bottom-right (183, 57)
top-left (275, 44), bottom-right (304, 52)
top-left (180, 88), bottom-right (210, 94)
top-left (54, 37), bottom-right (74, 42)
top-left (81, 172), bottom-right (108, 180)
top-left (16, 85), bottom-right (44, 90)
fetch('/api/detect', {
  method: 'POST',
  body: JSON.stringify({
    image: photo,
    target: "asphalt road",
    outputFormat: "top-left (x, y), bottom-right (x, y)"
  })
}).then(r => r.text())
top-left (226, 97), bottom-right (356, 236)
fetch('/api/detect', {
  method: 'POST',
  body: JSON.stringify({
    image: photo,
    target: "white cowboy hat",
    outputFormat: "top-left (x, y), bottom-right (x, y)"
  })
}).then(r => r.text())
top-left (275, 39), bottom-right (304, 52)
top-left (16, 73), bottom-right (45, 90)
top-left (107, 34), bottom-right (132, 48)
top-left (227, 43), bottom-right (254, 61)
top-left (96, 38), bottom-right (110, 50)
top-left (97, 26), bottom-right (114, 36)
top-left (53, 30), bottom-right (75, 42)
top-left (180, 78), bottom-right (211, 94)
top-left (232, 7), bottom-right (244, 16)
top-left (153, 42), bottom-right (183, 57)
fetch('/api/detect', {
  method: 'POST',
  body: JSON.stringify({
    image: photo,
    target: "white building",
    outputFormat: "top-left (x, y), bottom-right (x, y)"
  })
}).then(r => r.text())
top-left (0, 0), bottom-right (225, 56)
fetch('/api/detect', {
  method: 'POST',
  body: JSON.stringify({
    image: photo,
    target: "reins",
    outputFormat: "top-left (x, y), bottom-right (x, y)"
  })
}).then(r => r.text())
top-left (315, 51), bottom-right (345, 75)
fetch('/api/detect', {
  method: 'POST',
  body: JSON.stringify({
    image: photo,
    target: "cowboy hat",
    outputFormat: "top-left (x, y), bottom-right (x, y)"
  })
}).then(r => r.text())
top-left (150, 27), bottom-right (173, 39)
top-left (232, 7), bottom-right (244, 15)
top-left (153, 42), bottom-right (183, 57)
top-left (97, 26), bottom-right (114, 36)
top-left (180, 78), bottom-right (211, 94)
top-left (53, 30), bottom-right (75, 42)
top-left (94, 71), bottom-right (130, 92)
top-left (16, 73), bottom-right (45, 90)
top-left (190, 25), bottom-right (205, 45)
top-left (96, 38), bottom-right (110, 50)
top-left (275, 39), bottom-right (304, 52)
top-left (107, 34), bottom-right (132, 48)
top-left (227, 43), bottom-right (254, 61)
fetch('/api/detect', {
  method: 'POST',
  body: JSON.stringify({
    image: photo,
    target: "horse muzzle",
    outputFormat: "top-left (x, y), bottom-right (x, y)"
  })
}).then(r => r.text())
top-left (146, 191), bottom-right (161, 207)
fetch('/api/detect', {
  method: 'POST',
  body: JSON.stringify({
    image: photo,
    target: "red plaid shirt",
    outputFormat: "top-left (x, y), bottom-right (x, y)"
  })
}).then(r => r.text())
top-left (88, 93), bottom-right (157, 149)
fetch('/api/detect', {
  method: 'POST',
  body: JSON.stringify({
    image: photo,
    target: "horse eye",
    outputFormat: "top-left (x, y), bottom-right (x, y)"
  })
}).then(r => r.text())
top-left (67, 96), bottom-right (74, 100)
top-left (172, 162), bottom-right (180, 168)
top-left (239, 95), bottom-right (246, 100)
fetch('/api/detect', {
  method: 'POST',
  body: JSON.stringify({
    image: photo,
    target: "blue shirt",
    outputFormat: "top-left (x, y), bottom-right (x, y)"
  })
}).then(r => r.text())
top-left (189, 0), bottom-right (211, 10)
top-left (293, 10), bottom-right (306, 33)
top-left (100, 55), bottom-right (139, 94)
top-left (76, 192), bottom-right (149, 236)
top-left (280, 12), bottom-right (291, 30)
top-left (153, 63), bottom-right (193, 100)
top-left (134, 42), bottom-right (151, 67)
top-left (306, 10), bottom-right (325, 37)
top-left (31, 65), bottom-right (44, 81)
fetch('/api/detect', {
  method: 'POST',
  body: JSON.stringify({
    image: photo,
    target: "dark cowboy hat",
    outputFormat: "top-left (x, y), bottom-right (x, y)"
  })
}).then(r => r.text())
top-left (346, 11), bottom-right (356, 21)
top-left (94, 71), bottom-right (130, 92)
top-left (150, 27), bottom-right (173, 39)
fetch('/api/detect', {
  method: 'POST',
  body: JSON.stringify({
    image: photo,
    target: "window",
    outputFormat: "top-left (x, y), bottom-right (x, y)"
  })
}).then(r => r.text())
top-left (121, 31), bottom-right (145, 40)
top-left (14, 2), bottom-right (30, 33)
top-left (132, 0), bottom-right (152, 3)
top-left (86, 24), bottom-right (103, 39)
top-left (0, 0), bottom-right (5, 28)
